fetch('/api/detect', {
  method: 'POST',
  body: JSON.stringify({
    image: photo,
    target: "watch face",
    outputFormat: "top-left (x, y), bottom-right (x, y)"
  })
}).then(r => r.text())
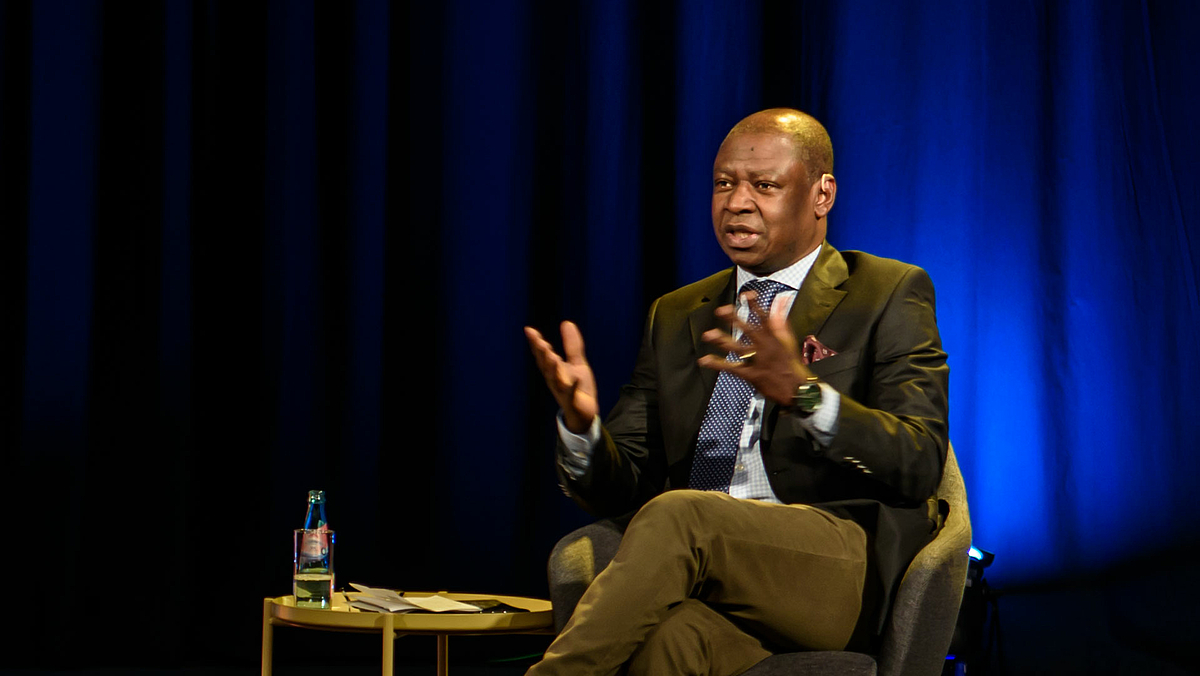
top-left (793, 383), bottom-right (822, 414)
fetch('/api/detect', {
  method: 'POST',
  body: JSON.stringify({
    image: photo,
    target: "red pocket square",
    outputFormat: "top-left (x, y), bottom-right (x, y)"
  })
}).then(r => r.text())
top-left (802, 335), bottom-right (837, 365)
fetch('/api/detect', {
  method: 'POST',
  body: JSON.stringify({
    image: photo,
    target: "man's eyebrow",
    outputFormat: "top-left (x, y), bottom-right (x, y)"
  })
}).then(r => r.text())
top-left (710, 163), bottom-right (777, 174)
top-left (746, 169), bottom-right (781, 180)
top-left (712, 167), bottom-right (782, 180)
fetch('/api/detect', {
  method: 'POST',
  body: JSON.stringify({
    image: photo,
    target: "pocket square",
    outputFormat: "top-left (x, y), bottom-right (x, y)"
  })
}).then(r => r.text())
top-left (801, 335), bottom-right (837, 365)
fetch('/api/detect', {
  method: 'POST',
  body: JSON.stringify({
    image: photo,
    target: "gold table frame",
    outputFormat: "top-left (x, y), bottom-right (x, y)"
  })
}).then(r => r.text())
top-left (262, 592), bottom-right (553, 676)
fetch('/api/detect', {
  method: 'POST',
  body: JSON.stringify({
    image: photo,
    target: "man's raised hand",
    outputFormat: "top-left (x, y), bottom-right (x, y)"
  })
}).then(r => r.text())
top-left (696, 291), bottom-right (814, 405)
top-left (524, 321), bottom-right (599, 434)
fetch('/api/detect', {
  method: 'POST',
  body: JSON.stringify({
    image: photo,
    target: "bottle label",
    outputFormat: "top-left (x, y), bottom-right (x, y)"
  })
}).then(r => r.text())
top-left (301, 525), bottom-right (330, 559)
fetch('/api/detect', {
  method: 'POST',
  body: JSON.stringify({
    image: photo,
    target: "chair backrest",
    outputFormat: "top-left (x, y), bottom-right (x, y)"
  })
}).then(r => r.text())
top-left (877, 443), bottom-right (972, 676)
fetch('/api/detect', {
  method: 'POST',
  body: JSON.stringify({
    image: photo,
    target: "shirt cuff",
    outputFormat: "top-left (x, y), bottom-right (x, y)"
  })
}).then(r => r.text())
top-left (556, 413), bottom-right (601, 479)
top-left (796, 382), bottom-right (840, 447)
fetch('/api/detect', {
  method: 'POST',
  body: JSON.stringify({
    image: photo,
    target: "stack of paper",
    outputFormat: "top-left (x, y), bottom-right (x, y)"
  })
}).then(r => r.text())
top-left (348, 583), bottom-right (483, 613)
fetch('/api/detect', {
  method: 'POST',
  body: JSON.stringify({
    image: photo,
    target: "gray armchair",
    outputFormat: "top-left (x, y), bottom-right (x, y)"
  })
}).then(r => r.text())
top-left (547, 445), bottom-right (971, 676)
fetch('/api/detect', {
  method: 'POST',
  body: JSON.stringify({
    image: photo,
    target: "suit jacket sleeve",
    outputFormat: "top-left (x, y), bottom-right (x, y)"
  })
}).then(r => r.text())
top-left (834, 265), bottom-right (947, 501)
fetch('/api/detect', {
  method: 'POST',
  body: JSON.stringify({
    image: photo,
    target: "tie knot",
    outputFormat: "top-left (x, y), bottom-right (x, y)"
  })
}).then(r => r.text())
top-left (739, 279), bottom-right (789, 317)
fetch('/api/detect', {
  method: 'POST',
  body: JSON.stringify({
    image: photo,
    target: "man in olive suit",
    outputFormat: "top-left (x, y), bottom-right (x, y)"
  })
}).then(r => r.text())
top-left (524, 108), bottom-right (949, 676)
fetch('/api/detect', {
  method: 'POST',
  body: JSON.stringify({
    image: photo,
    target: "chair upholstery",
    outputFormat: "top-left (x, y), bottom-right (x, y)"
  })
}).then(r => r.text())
top-left (547, 444), bottom-right (971, 676)
top-left (547, 519), bottom-right (624, 632)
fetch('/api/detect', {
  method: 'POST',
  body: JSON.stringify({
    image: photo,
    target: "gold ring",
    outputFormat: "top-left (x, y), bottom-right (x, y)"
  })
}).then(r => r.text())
top-left (740, 351), bottom-right (757, 362)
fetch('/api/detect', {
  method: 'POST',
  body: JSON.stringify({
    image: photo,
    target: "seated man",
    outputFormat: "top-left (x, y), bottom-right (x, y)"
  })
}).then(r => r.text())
top-left (524, 108), bottom-right (949, 676)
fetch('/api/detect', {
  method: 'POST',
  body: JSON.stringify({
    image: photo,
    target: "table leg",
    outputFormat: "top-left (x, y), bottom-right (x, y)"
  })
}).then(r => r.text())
top-left (261, 599), bottom-right (274, 676)
top-left (382, 613), bottom-right (395, 676)
top-left (437, 634), bottom-right (449, 676)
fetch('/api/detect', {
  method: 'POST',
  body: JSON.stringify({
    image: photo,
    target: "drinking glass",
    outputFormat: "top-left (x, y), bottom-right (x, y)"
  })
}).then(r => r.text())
top-left (293, 528), bottom-right (335, 608)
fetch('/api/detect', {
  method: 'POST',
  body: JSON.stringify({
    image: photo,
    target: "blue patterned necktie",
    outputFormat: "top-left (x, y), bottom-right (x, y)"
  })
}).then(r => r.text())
top-left (688, 279), bottom-right (789, 492)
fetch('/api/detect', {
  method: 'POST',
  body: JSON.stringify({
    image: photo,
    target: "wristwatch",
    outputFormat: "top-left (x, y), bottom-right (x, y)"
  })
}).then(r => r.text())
top-left (788, 378), bottom-right (823, 418)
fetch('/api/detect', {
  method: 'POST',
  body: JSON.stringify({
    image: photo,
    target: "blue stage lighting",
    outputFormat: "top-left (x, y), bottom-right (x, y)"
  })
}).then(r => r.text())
top-left (967, 545), bottom-right (995, 568)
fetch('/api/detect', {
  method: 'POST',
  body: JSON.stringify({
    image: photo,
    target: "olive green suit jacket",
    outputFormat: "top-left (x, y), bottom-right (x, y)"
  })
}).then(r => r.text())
top-left (559, 241), bottom-right (950, 650)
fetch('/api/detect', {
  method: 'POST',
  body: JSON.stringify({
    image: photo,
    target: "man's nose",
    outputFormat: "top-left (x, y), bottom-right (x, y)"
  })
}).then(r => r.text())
top-left (726, 181), bottom-right (756, 212)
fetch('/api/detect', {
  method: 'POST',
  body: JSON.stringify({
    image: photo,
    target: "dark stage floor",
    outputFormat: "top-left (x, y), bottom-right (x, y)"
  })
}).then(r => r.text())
top-left (2, 670), bottom-right (531, 676)
top-left (0, 629), bottom-right (550, 676)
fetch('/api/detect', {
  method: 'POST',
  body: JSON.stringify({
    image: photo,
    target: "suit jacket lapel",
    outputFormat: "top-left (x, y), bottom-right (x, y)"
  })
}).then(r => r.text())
top-left (787, 241), bottom-right (849, 339)
top-left (687, 270), bottom-right (738, 402)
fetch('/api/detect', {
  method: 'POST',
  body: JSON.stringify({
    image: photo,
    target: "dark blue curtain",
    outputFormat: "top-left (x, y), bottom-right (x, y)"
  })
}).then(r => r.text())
top-left (4, 0), bottom-right (1198, 671)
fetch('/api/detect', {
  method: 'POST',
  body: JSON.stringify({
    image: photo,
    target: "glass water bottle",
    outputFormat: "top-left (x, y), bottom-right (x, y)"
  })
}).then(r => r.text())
top-left (294, 489), bottom-right (334, 608)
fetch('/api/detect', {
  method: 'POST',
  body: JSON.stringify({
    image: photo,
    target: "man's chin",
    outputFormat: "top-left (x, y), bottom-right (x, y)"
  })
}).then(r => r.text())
top-left (724, 252), bottom-right (772, 276)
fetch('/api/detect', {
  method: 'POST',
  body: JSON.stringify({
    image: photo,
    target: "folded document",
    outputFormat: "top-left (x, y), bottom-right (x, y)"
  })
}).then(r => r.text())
top-left (348, 583), bottom-right (482, 613)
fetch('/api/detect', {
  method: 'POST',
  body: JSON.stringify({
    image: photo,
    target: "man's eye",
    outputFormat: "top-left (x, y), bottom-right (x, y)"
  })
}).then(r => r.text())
top-left (714, 179), bottom-right (731, 189)
top-left (756, 182), bottom-right (774, 190)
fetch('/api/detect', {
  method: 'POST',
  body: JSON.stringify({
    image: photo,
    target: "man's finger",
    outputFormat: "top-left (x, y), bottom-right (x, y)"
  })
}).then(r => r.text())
top-left (714, 304), bottom-right (757, 338)
top-left (742, 290), bottom-right (769, 323)
top-left (701, 328), bottom-right (746, 355)
top-left (769, 294), bottom-right (790, 320)
top-left (698, 354), bottom-right (732, 372)
top-left (525, 326), bottom-right (576, 388)
top-left (524, 327), bottom-right (557, 365)
top-left (698, 353), bottom-right (757, 375)
top-left (537, 349), bottom-right (566, 385)
top-left (525, 326), bottom-right (556, 354)
top-left (561, 321), bottom-right (589, 365)
top-left (766, 305), bottom-right (801, 353)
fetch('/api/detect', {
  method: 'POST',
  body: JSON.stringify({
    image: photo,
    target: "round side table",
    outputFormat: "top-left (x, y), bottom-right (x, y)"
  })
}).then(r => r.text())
top-left (262, 591), bottom-right (553, 676)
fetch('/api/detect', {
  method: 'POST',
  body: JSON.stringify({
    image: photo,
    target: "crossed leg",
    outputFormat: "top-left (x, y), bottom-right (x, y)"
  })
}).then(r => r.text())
top-left (625, 599), bottom-right (771, 676)
top-left (528, 490), bottom-right (868, 676)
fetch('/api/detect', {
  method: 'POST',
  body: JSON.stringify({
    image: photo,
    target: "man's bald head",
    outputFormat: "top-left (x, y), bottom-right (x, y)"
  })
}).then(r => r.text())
top-left (724, 108), bottom-right (833, 185)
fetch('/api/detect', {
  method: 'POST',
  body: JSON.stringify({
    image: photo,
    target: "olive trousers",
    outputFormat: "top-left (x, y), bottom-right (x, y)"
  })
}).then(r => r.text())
top-left (527, 490), bottom-right (869, 676)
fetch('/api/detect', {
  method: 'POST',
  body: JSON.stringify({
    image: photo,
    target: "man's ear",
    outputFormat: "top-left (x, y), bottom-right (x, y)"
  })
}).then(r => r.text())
top-left (814, 173), bottom-right (836, 218)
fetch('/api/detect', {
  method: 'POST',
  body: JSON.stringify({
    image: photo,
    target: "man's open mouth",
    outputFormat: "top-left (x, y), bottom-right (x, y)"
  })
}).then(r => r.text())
top-left (724, 227), bottom-right (761, 248)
